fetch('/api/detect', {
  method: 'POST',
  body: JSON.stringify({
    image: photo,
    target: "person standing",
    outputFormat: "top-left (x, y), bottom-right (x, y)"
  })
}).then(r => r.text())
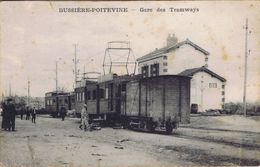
top-left (31, 107), bottom-right (36, 124)
top-left (20, 107), bottom-right (25, 120)
top-left (1, 101), bottom-right (9, 130)
top-left (79, 104), bottom-right (90, 131)
top-left (8, 98), bottom-right (16, 131)
top-left (60, 106), bottom-right (66, 121)
top-left (26, 107), bottom-right (30, 120)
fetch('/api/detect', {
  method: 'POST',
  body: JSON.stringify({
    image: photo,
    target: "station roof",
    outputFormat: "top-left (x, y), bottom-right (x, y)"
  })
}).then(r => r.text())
top-left (179, 66), bottom-right (226, 82)
top-left (137, 39), bottom-right (209, 62)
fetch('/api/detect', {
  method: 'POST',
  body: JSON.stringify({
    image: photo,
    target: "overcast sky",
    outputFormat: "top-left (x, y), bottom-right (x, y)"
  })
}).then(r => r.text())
top-left (0, 1), bottom-right (259, 103)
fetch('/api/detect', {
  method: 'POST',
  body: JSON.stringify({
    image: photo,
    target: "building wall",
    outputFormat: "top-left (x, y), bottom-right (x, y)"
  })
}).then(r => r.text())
top-left (138, 44), bottom-right (207, 77)
top-left (166, 44), bottom-right (207, 74)
top-left (191, 71), bottom-right (225, 112)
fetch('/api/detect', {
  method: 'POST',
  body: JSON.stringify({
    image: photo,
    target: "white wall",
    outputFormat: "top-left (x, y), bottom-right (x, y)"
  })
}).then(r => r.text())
top-left (191, 71), bottom-right (225, 112)
top-left (167, 44), bottom-right (207, 74)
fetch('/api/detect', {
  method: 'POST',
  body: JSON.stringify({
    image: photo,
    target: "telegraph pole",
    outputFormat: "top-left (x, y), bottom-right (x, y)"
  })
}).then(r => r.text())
top-left (9, 83), bottom-right (11, 97)
top-left (28, 78), bottom-right (30, 105)
top-left (243, 18), bottom-right (249, 117)
top-left (56, 61), bottom-right (58, 92)
top-left (73, 44), bottom-right (79, 88)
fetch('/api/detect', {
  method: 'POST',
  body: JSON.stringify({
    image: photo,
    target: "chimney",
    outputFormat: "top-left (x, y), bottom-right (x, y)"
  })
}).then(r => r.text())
top-left (167, 34), bottom-right (178, 47)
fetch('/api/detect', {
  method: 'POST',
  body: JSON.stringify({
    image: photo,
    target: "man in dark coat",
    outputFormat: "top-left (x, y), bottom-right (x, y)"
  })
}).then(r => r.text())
top-left (31, 107), bottom-right (36, 123)
top-left (26, 106), bottom-right (30, 120)
top-left (8, 99), bottom-right (16, 131)
top-left (60, 106), bottom-right (66, 121)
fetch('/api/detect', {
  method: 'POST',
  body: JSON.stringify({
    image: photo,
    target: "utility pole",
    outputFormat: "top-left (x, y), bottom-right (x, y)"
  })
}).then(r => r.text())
top-left (9, 83), bottom-right (11, 97)
top-left (73, 44), bottom-right (79, 88)
top-left (28, 78), bottom-right (30, 106)
top-left (243, 18), bottom-right (249, 117)
top-left (56, 61), bottom-right (58, 92)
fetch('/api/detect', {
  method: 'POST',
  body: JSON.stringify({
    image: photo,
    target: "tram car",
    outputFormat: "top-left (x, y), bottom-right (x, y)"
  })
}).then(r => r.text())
top-left (45, 91), bottom-right (75, 117)
top-left (75, 73), bottom-right (191, 133)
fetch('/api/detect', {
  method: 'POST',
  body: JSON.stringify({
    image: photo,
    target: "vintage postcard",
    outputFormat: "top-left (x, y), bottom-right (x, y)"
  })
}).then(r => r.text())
top-left (0, 1), bottom-right (259, 167)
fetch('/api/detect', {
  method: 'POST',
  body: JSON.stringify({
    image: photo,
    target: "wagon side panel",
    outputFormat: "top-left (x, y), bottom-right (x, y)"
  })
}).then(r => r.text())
top-left (125, 81), bottom-right (139, 116)
top-left (164, 77), bottom-right (180, 121)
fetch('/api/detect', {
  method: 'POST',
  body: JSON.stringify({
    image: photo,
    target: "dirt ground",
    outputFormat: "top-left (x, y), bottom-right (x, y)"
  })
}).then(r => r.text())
top-left (0, 115), bottom-right (259, 167)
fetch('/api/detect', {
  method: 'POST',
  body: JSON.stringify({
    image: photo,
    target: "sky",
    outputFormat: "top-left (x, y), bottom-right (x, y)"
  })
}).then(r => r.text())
top-left (0, 1), bottom-right (259, 103)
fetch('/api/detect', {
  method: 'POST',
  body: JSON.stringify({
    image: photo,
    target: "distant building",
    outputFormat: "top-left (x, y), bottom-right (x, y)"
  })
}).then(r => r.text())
top-left (137, 34), bottom-right (209, 77)
top-left (179, 66), bottom-right (226, 112)
top-left (137, 34), bottom-right (226, 112)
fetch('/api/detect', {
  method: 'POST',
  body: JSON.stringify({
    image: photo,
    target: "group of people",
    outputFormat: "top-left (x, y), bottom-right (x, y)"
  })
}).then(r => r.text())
top-left (1, 98), bottom-right (17, 131)
top-left (20, 106), bottom-right (37, 123)
top-left (1, 98), bottom-right (38, 132)
top-left (1, 98), bottom-right (90, 132)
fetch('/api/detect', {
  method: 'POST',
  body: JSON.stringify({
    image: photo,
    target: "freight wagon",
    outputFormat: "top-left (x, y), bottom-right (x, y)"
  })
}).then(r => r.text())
top-left (76, 74), bottom-right (191, 134)
top-left (121, 75), bottom-right (191, 133)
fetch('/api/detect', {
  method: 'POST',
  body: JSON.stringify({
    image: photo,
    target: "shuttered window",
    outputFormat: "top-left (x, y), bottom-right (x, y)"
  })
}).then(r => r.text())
top-left (150, 63), bottom-right (159, 77)
top-left (141, 65), bottom-right (149, 78)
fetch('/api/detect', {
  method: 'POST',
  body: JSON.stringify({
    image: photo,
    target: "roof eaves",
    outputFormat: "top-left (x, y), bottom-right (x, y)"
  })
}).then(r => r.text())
top-left (167, 39), bottom-right (210, 55)
top-left (137, 48), bottom-right (167, 62)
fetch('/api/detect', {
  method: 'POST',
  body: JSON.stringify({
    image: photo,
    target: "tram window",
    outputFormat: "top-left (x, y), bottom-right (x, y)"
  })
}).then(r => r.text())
top-left (105, 88), bottom-right (109, 99)
top-left (87, 91), bottom-right (91, 100)
top-left (82, 92), bottom-right (85, 101)
top-left (122, 83), bottom-right (126, 91)
top-left (93, 90), bottom-right (96, 100)
top-left (100, 89), bottom-right (104, 99)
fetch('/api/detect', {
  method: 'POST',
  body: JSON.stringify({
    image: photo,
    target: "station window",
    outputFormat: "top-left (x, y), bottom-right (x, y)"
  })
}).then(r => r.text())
top-left (209, 83), bottom-right (217, 88)
top-left (222, 91), bottom-right (225, 95)
top-left (222, 84), bottom-right (225, 89)
top-left (150, 63), bottom-right (159, 77)
top-left (222, 98), bottom-right (225, 102)
top-left (163, 62), bottom-right (168, 66)
top-left (163, 69), bottom-right (168, 72)
top-left (53, 99), bottom-right (56, 103)
top-left (163, 56), bottom-right (167, 60)
top-left (92, 90), bottom-right (96, 100)
top-left (141, 65), bottom-right (149, 78)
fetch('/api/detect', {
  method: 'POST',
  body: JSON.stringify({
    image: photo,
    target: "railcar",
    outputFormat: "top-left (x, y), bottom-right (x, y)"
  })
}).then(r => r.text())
top-left (45, 91), bottom-right (75, 117)
top-left (76, 74), bottom-right (191, 133)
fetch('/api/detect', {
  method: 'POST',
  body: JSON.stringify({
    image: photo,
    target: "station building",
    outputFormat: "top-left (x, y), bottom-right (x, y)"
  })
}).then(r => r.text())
top-left (136, 34), bottom-right (226, 112)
